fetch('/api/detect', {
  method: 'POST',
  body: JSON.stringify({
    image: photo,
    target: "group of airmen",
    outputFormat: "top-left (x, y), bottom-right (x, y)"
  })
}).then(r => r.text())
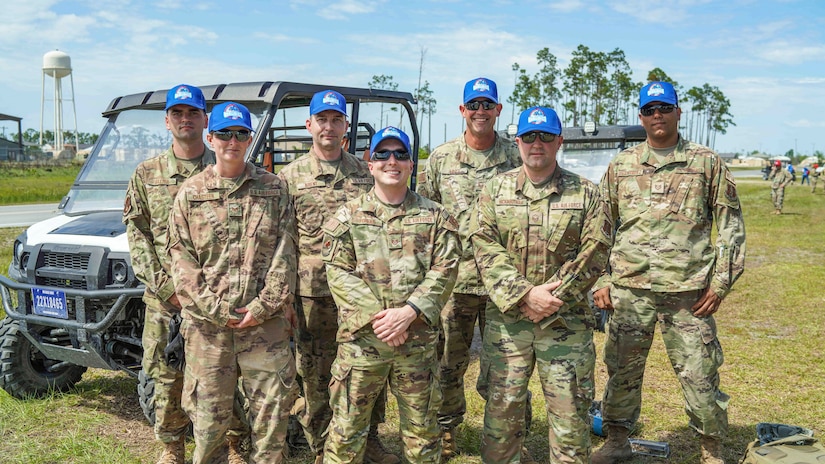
top-left (123, 77), bottom-right (746, 464)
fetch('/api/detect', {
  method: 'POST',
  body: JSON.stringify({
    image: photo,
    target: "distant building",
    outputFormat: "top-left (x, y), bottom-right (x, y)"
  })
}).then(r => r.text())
top-left (0, 113), bottom-right (24, 161)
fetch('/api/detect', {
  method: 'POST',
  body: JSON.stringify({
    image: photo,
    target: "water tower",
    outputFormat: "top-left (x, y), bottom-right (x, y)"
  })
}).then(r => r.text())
top-left (40, 49), bottom-right (79, 155)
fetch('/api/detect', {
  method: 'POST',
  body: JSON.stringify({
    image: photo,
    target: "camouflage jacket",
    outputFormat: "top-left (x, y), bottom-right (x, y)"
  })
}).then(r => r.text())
top-left (168, 163), bottom-right (296, 326)
top-left (470, 166), bottom-right (612, 330)
top-left (416, 134), bottom-right (521, 294)
top-left (597, 137), bottom-right (746, 298)
top-left (770, 168), bottom-right (793, 188)
top-left (321, 189), bottom-right (461, 342)
top-left (278, 148), bottom-right (374, 297)
top-left (123, 146), bottom-right (215, 302)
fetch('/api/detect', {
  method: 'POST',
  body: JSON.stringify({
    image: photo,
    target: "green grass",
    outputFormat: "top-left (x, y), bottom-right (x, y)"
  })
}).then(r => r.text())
top-left (0, 164), bottom-right (82, 205)
top-left (1, 180), bottom-right (824, 462)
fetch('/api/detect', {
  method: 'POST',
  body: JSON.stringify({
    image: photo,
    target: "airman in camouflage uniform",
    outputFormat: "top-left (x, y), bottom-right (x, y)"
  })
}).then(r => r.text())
top-left (322, 127), bottom-right (461, 464)
top-left (123, 84), bottom-right (247, 464)
top-left (810, 163), bottom-right (823, 193)
top-left (416, 78), bottom-right (521, 459)
top-left (278, 90), bottom-right (397, 464)
top-left (769, 162), bottom-right (793, 214)
top-left (470, 107), bottom-right (612, 464)
top-left (592, 82), bottom-right (746, 464)
top-left (168, 102), bottom-right (298, 464)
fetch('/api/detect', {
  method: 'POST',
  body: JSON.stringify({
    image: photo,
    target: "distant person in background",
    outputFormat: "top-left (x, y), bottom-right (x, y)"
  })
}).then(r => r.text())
top-left (812, 163), bottom-right (824, 193)
top-left (801, 165), bottom-right (810, 185)
top-left (787, 162), bottom-right (796, 184)
top-left (770, 160), bottom-right (793, 214)
top-left (593, 81), bottom-right (746, 464)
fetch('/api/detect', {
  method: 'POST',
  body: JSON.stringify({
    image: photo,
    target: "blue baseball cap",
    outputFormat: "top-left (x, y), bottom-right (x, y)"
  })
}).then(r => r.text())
top-left (165, 84), bottom-right (206, 111)
top-left (310, 90), bottom-right (347, 116)
top-left (370, 126), bottom-right (411, 155)
top-left (209, 102), bottom-right (253, 132)
top-left (516, 106), bottom-right (562, 137)
top-left (640, 81), bottom-right (678, 109)
top-left (463, 77), bottom-right (498, 104)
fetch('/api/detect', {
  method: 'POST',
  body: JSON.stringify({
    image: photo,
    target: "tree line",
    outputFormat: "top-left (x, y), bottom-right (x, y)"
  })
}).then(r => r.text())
top-left (508, 45), bottom-right (734, 149)
top-left (0, 128), bottom-right (99, 147)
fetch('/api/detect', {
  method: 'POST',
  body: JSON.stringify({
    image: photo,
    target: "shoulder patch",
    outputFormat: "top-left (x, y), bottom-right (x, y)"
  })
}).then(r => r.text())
top-left (322, 216), bottom-right (349, 238)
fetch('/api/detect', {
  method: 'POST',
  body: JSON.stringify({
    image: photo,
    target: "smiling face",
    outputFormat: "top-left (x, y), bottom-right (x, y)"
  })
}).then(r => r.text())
top-left (368, 138), bottom-right (413, 192)
top-left (460, 98), bottom-right (502, 139)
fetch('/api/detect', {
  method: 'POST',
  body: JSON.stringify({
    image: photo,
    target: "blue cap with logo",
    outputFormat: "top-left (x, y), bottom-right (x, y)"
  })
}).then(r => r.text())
top-left (639, 81), bottom-right (678, 108)
top-left (370, 126), bottom-right (411, 155)
top-left (310, 90), bottom-right (347, 116)
top-left (165, 84), bottom-right (206, 111)
top-left (463, 77), bottom-right (498, 104)
top-left (209, 102), bottom-right (254, 132)
top-left (517, 106), bottom-right (562, 137)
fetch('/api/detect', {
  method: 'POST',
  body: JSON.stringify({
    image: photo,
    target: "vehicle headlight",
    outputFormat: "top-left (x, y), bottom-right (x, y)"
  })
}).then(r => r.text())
top-left (112, 260), bottom-right (129, 284)
top-left (13, 240), bottom-right (24, 266)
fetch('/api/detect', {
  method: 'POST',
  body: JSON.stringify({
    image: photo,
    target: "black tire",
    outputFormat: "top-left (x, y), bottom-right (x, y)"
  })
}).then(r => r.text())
top-left (137, 368), bottom-right (156, 425)
top-left (0, 317), bottom-right (86, 398)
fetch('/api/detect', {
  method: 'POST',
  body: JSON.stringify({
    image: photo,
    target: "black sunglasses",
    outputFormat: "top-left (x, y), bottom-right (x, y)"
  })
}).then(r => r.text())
top-left (212, 130), bottom-right (251, 142)
top-left (640, 104), bottom-right (676, 117)
top-left (371, 150), bottom-right (411, 161)
top-left (520, 132), bottom-right (556, 143)
top-left (464, 100), bottom-right (497, 111)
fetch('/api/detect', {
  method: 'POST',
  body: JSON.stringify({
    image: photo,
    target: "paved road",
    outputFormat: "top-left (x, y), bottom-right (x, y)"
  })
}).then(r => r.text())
top-left (0, 204), bottom-right (61, 228)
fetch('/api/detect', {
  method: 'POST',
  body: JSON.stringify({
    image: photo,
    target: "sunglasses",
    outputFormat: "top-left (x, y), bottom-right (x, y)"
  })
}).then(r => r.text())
top-left (212, 130), bottom-right (251, 142)
top-left (520, 132), bottom-right (556, 143)
top-left (371, 150), bottom-right (411, 161)
top-left (464, 100), bottom-right (497, 111)
top-left (640, 104), bottom-right (676, 117)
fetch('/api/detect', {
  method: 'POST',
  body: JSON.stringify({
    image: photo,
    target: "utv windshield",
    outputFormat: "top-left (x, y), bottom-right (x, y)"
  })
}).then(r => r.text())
top-left (62, 107), bottom-right (264, 214)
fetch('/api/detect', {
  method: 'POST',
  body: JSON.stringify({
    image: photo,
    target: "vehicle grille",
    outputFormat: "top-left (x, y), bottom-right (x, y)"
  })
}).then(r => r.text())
top-left (41, 276), bottom-right (87, 290)
top-left (43, 252), bottom-right (90, 271)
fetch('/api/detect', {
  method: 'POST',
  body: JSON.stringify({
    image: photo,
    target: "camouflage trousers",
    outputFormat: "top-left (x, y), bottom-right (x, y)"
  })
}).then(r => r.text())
top-left (294, 296), bottom-right (386, 455)
top-left (142, 296), bottom-right (192, 442)
top-left (143, 295), bottom-right (249, 443)
top-left (182, 314), bottom-right (298, 464)
top-left (812, 175), bottom-right (822, 193)
top-left (771, 186), bottom-right (786, 210)
top-left (480, 312), bottom-right (595, 464)
top-left (437, 292), bottom-right (488, 430)
top-left (601, 286), bottom-right (729, 438)
top-left (325, 325), bottom-right (442, 463)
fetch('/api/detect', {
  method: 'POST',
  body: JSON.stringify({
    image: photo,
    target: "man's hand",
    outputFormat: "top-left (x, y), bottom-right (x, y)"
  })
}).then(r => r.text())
top-left (519, 281), bottom-right (563, 322)
top-left (227, 307), bottom-right (261, 329)
top-left (692, 287), bottom-right (723, 317)
top-left (593, 286), bottom-right (613, 311)
top-left (284, 305), bottom-right (297, 335)
top-left (372, 305), bottom-right (417, 347)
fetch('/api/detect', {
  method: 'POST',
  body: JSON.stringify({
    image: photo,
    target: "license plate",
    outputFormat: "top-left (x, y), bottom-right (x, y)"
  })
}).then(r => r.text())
top-left (32, 287), bottom-right (68, 319)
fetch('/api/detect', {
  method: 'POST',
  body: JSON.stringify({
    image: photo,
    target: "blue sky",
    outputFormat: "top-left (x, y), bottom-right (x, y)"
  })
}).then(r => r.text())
top-left (1, 0), bottom-right (824, 156)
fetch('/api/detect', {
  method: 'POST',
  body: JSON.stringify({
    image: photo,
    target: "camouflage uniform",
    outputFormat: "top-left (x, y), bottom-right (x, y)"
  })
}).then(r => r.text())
top-left (278, 148), bottom-right (387, 455)
top-left (470, 165), bottom-right (612, 463)
top-left (769, 167), bottom-right (793, 211)
top-left (123, 146), bottom-right (243, 444)
top-left (417, 134), bottom-right (521, 430)
top-left (597, 137), bottom-right (746, 438)
top-left (168, 163), bottom-right (298, 464)
top-left (321, 189), bottom-right (461, 464)
top-left (811, 167), bottom-right (824, 193)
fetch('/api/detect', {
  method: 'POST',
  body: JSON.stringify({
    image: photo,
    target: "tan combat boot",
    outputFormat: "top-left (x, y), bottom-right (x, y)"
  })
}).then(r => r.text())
top-left (365, 426), bottom-right (400, 464)
top-left (441, 427), bottom-right (456, 461)
top-left (701, 436), bottom-right (725, 464)
top-left (313, 453), bottom-right (324, 464)
top-left (227, 436), bottom-right (248, 464)
top-left (591, 425), bottom-right (633, 464)
top-left (156, 438), bottom-right (185, 464)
